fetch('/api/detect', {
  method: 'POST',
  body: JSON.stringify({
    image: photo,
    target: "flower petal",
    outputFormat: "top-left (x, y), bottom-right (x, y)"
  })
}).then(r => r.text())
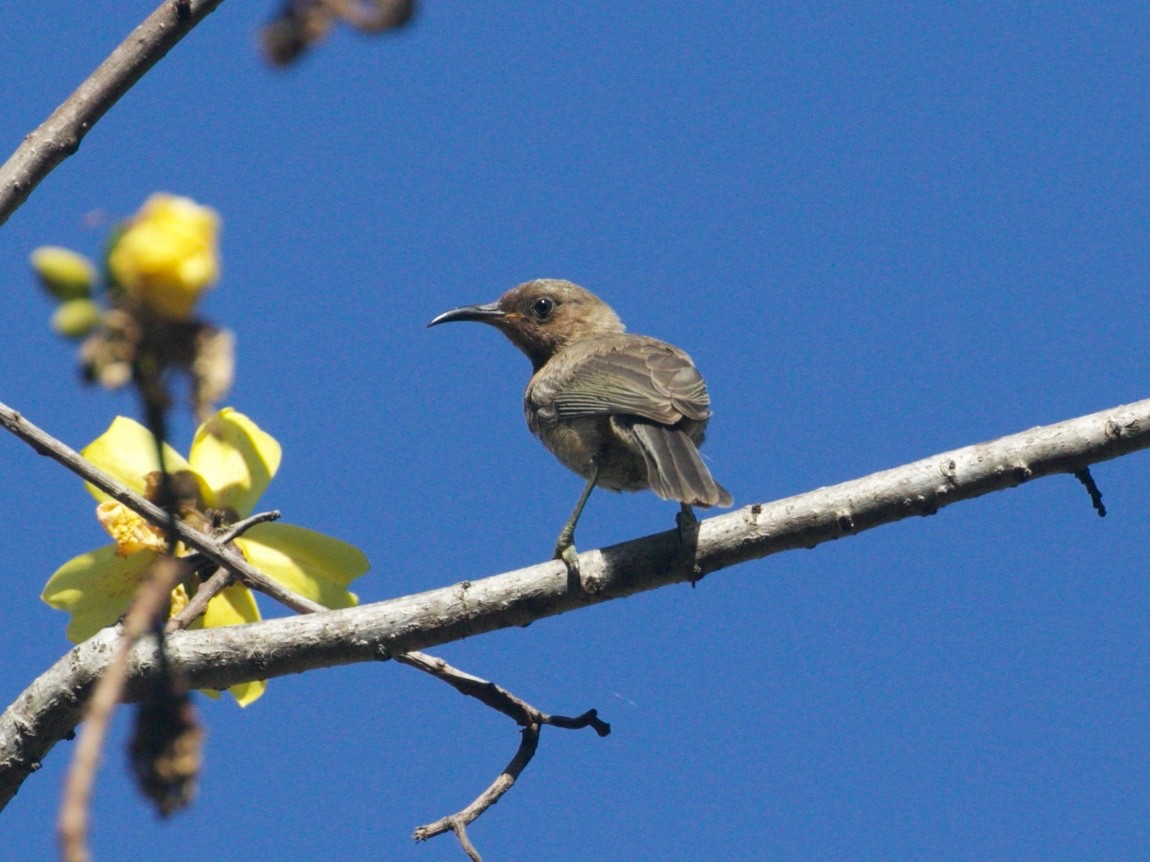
top-left (41, 546), bottom-right (159, 642)
top-left (226, 678), bottom-right (265, 707)
top-left (202, 583), bottom-right (266, 706)
top-left (188, 409), bottom-right (280, 517)
top-left (82, 416), bottom-right (189, 503)
top-left (234, 523), bottom-right (367, 609)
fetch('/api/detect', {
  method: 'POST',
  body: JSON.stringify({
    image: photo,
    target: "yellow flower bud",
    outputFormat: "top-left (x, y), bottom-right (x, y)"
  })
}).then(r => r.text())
top-left (107, 194), bottom-right (221, 320)
top-left (50, 298), bottom-right (102, 339)
top-left (31, 246), bottom-right (96, 300)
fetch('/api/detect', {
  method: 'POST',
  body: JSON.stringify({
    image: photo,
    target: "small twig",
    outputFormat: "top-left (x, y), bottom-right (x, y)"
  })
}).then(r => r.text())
top-left (395, 651), bottom-right (610, 735)
top-left (413, 723), bottom-right (540, 861)
top-left (1073, 467), bottom-right (1106, 517)
top-left (451, 820), bottom-right (486, 862)
top-left (0, 401), bottom-right (322, 615)
top-left (134, 352), bottom-right (184, 572)
top-left (166, 512), bottom-right (282, 631)
top-left (400, 651), bottom-right (609, 857)
top-left (165, 568), bottom-right (232, 632)
top-left (58, 556), bottom-right (189, 862)
top-left (0, 0), bottom-right (228, 228)
top-left (214, 509), bottom-right (281, 544)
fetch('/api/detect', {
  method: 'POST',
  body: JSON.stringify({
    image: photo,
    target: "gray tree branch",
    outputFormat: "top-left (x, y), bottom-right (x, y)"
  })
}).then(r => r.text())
top-left (3, 395), bottom-right (1149, 810)
top-left (0, 0), bottom-right (226, 228)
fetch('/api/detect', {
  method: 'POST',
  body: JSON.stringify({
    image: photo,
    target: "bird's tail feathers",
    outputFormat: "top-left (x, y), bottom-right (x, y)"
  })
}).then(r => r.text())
top-left (632, 423), bottom-right (733, 508)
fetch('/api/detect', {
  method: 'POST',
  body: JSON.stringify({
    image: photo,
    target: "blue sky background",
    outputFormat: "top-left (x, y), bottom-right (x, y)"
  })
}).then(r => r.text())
top-left (1, 2), bottom-right (1148, 859)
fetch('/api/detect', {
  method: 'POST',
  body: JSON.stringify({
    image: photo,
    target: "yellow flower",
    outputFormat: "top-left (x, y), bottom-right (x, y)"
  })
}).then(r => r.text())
top-left (42, 409), bottom-right (369, 706)
top-left (107, 193), bottom-right (220, 320)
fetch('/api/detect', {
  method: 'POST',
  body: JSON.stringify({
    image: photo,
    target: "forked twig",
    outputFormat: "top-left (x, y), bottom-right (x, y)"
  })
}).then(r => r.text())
top-left (399, 651), bottom-right (610, 860)
top-left (413, 724), bottom-right (540, 862)
top-left (166, 512), bottom-right (281, 631)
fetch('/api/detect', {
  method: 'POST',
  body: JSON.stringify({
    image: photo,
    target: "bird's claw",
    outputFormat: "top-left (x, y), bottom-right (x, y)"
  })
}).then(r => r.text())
top-left (555, 541), bottom-right (582, 585)
top-left (677, 503), bottom-right (704, 587)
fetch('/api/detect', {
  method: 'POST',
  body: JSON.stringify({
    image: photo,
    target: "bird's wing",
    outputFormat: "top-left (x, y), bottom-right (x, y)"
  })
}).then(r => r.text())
top-left (549, 337), bottom-right (712, 425)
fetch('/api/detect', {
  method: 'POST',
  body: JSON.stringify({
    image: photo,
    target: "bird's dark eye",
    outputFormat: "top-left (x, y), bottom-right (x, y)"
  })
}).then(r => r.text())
top-left (532, 297), bottom-right (555, 320)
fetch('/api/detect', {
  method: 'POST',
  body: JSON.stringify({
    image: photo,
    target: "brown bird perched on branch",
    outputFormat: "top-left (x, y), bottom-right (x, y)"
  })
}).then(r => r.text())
top-left (429, 279), bottom-right (732, 575)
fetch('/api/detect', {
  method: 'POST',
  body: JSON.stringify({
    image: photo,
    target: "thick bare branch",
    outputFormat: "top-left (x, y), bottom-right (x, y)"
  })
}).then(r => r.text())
top-left (3, 396), bottom-right (1149, 809)
top-left (0, 0), bottom-right (226, 228)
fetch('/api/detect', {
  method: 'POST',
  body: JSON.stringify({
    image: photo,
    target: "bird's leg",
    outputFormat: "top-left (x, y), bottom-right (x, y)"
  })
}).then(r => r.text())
top-left (675, 502), bottom-right (698, 539)
top-left (676, 503), bottom-right (704, 587)
top-left (554, 462), bottom-right (599, 580)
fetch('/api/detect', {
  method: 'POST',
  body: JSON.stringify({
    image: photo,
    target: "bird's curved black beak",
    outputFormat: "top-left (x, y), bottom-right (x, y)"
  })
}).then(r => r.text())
top-left (427, 302), bottom-right (505, 328)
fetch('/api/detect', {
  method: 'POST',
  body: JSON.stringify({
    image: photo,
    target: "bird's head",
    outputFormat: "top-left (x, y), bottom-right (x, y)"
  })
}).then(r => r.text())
top-left (428, 279), bottom-right (625, 369)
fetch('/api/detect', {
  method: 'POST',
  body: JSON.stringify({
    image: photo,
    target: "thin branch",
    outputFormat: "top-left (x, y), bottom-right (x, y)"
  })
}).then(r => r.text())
top-left (58, 556), bottom-right (189, 862)
top-left (0, 0), bottom-right (227, 228)
top-left (214, 510), bottom-right (282, 544)
top-left (395, 651), bottom-right (609, 734)
top-left (412, 723), bottom-right (540, 862)
top-left (165, 512), bottom-right (282, 630)
top-left (0, 401), bottom-right (322, 614)
top-left (164, 567), bottom-right (232, 632)
top-left (4, 396), bottom-right (1150, 810)
top-left (397, 651), bottom-right (609, 857)
top-left (164, 511), bottom-right (283, 630)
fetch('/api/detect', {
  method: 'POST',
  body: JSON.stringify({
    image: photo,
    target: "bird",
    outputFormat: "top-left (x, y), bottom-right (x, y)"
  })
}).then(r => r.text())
top-left (428, 278), bottom-right (731, 576)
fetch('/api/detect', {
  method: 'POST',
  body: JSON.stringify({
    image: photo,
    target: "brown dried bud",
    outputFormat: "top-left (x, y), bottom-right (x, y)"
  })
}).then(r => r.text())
top-left (129, 683), bottom-right (204, 817)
